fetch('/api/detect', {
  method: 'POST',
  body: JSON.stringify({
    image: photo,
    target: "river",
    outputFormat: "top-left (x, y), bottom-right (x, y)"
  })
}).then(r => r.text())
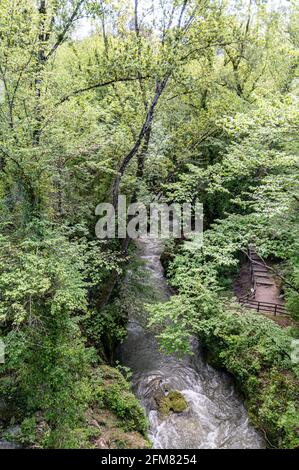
top-left (118, 236), bottom-right (265, 449)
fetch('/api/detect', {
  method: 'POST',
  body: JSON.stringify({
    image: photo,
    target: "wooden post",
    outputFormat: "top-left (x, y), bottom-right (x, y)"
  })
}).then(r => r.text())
top-left (274, 304), bottom-right (277, 316)
top-left (257, 302), bottom-right (260, 312)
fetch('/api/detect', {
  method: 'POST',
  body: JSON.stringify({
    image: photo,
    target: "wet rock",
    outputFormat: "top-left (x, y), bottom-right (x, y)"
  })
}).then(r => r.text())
top-left (5, 424), bottom-right (21, 437)
top-left (144, 377), bottom-right (165, 411)
top-left (158, 391), bottom-right (188, 416)
top-left (0, 439), bottom-right (22, 449)
top-left (0, 424), bottom-right (23, 448)
top-left (153, 389), bottom-right (165, 410)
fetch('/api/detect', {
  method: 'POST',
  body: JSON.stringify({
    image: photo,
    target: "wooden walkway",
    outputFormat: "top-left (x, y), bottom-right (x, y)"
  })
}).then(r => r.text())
top-left (238, 246), bottom-right (287, 316)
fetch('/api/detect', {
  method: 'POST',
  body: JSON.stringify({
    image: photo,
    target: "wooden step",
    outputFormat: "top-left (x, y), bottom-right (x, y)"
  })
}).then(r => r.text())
top-left (255, 280), bottom-right (274, 286)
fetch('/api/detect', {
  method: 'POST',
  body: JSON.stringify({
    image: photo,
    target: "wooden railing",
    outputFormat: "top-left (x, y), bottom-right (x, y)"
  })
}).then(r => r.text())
top-left (238, 298), bottom-right (286, 316)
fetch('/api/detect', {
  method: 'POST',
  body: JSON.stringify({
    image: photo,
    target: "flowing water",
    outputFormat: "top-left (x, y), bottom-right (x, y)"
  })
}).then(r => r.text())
top-left (118, 237), bottom-right (265, 449)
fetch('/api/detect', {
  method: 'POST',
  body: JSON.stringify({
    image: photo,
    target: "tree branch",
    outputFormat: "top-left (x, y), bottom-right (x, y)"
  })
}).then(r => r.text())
top-left (56, 75), bottom-right (150, 106)
top-left (112, 75), bottom-right (169, 207)
top-left (45, 0), bottom-right (85, 61)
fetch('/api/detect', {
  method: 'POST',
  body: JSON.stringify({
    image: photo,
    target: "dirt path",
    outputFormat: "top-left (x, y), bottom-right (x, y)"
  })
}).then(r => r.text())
top-left (248, 247), bottom-right (283, 304)
top-left (253, 268), bottom-right (283, 305)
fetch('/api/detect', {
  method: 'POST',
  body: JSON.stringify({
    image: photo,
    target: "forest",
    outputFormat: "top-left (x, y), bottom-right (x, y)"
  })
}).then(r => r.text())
top-left (0, 0), bottom-right (298, 451)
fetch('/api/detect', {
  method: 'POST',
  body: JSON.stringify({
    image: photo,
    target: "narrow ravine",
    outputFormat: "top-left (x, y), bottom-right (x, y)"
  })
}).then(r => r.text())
top-left (118, 237), bottom-right (265, 449)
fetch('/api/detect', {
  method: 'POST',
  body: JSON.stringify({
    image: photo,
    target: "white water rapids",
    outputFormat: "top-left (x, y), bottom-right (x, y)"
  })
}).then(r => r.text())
top-left (118, 237), bottom-right (265, 449)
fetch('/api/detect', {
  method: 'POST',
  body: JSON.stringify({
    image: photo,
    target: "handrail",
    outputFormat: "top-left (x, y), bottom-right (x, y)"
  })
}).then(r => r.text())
top-left (241, 299), bottom-right (284, 307)
top-left (238, 297), bottom-right (286, 316)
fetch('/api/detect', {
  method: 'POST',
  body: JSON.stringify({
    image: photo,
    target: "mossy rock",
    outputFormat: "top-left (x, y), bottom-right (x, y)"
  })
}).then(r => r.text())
top-left (158, 391), bottom-right (187, 417)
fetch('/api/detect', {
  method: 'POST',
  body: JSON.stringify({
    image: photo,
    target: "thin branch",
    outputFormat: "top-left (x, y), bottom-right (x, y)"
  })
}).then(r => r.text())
top-left (56, 75), bottom-right (150, 106)
top-left (45, 0), bottom-right (85, 60)
top-left (134, 0), bottom-right (148, 110)
top-left (178, 0), bottom-right (188, 30)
